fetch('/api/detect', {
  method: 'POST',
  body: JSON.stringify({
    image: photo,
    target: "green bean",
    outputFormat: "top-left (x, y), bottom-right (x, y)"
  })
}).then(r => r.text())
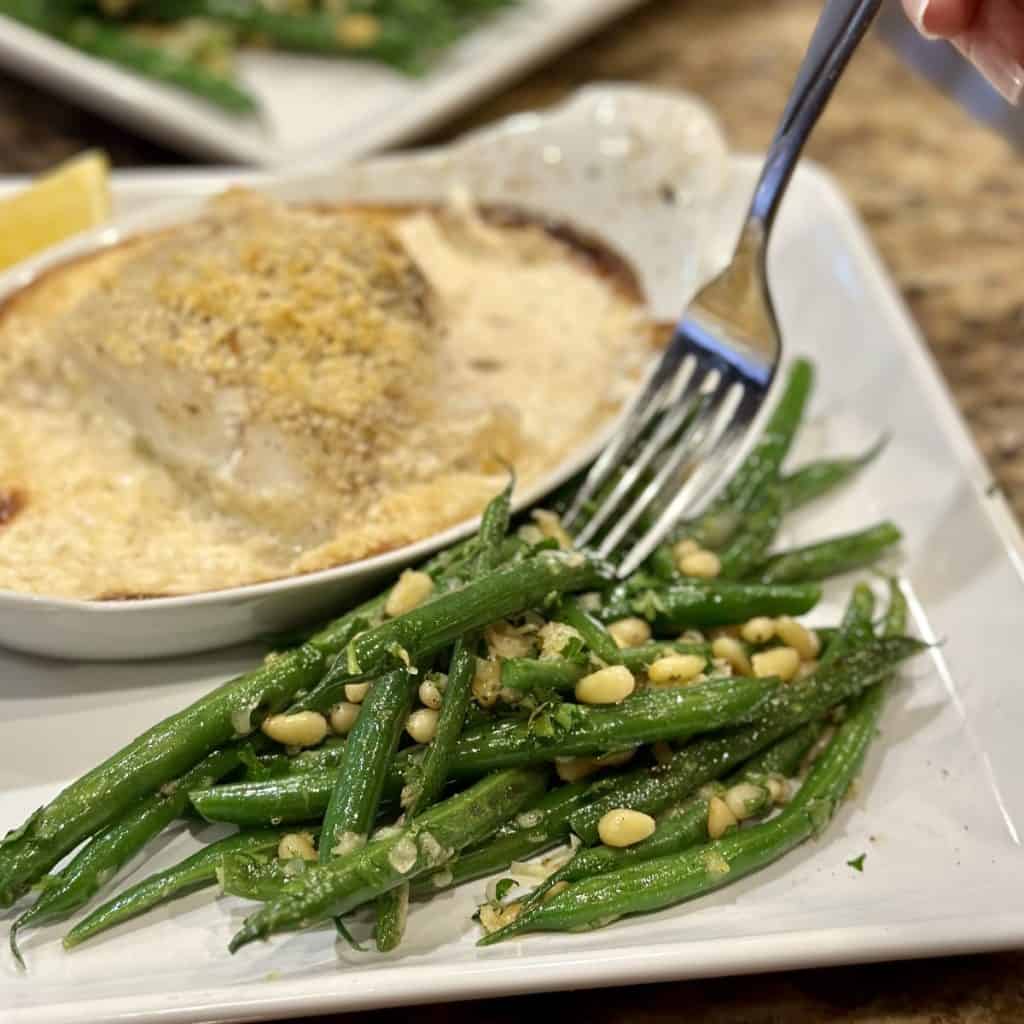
top-left (63, 829), bottom-right (286, 948)
top-left (523, 721), bottom-right (823, 905)
top-left (415, 674), bottom-right (778, 778)
top-left (9, 745), bottom-right (243, 966)
top-left (374, 884), bottom-right (409, 952)
top-left (555, 598), bottom-right (623, 665)
top-left (751, 522), bottom-right (902, 584)
top-left (409, 780), bottom-right (598, 898)
top-left (193, 676), bottom-right (775, 828)
top-left (244, 737), bottom-right (347, 780)
top-left (480, 672), bottom-right (890, 943)
top-left (191, 773), bottom-right (342, 827)
top-left (0, 4), bottom-right (259, 112)
top-left (619, 642), bottom-right (712, 671)
top-left (819, 583), bottom-right (876, 669)
top-left (717, 488), bottom-right (783, 581)
top-left (321, 668), bottom-right (414, 861)
top-left (605, 580), bottom-right (821, 631)
top-left (778, 438), bottom-right (886, 513)
top-left (500, 657), bottom-right (586, 693)
top-left (229, 767), bottom-right (547, 952)
top-left (0, 643), bottom-right (324, 907)
top-left (406, 479), bottom-right (513, 818)
top-left (300, 551), bottom-right (610, 711)
top-left (569, 636), bottom-right (924, 843)
top-left (386, 486), bottom-right (514, 948)
top-left (882, 578), bottom-right (908, 639)
top-left (689, 359), bottom-right (814, 550)
top-left (218, 848), bottom-right (308, 902)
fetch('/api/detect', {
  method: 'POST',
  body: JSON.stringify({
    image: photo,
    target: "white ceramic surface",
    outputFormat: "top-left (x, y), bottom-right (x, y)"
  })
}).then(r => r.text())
top-left (2, 85), bottom-right (1024, 1024)
top-left (0, 1), bottom-right (647, 165)
top-left (0, 85), bottom-right (731, 660)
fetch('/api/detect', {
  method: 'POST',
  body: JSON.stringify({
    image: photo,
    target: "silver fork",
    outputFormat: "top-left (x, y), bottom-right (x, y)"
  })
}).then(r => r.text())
top-left (564, 0), bottom-right (882, 577)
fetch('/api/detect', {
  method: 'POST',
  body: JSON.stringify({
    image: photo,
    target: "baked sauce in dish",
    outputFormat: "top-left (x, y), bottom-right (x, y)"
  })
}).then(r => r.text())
top-left (0, 188), bottom-right (656, 600)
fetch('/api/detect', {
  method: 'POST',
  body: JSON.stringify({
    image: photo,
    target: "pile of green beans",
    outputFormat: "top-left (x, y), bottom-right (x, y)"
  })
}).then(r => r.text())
top-left (0, 358), bottom-right (925, 963)
top-left (0, 0), bottom-right (521, 112)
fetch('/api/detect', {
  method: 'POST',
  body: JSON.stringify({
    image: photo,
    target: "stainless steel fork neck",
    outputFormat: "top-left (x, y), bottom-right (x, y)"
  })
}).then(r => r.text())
top-left (744, 0), bottom-right (883, 239)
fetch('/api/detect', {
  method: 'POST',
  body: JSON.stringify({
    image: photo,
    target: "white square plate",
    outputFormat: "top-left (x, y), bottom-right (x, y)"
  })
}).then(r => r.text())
top-left (0, 2), bottom-right (646, 165)
top-left (3, 85), bottom-right (1024, 1024)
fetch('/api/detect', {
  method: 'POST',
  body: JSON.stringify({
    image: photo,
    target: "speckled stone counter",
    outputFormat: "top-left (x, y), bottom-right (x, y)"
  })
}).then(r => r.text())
top-left (1, 0), bottom-right (1021, 1020)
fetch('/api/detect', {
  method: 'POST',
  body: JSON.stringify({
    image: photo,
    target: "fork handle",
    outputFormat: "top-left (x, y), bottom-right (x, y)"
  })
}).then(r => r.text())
top-left (748, 0), bottom-right (883, 234)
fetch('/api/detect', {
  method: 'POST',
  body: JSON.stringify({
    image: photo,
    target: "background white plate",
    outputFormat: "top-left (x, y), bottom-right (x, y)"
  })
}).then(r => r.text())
top-left (0, 1), bottom-right (647, 165)
top-left (0, 85), bottom-right (730, 660)
top-left (3, 85), bottom-right (1024, 1024)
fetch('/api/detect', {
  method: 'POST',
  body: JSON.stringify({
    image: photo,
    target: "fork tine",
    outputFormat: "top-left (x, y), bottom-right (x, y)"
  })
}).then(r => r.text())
top-left (562, 338), bottom-right (689, 529)
top-left (615, 378), bottom-right (750, 577)
top-left (573, 357), bottom-right (699, 547)
top-left (596, 370), bottom-right (739, 560)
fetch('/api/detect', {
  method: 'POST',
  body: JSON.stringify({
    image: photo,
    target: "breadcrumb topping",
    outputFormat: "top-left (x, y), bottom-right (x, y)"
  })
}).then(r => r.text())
top-left (0, 189), bottom-right (652, 599)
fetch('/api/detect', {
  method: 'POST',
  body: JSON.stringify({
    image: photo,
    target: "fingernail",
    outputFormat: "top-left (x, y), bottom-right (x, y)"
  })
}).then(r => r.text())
top-left (956, 32), bottom-right (1024, 105)
top-left (912, 0), bottom-right (940, 40)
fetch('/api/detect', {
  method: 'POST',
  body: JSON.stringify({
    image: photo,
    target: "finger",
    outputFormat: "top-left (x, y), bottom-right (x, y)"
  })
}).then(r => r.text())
top-left (903, 0), bottom-right (981, 36)
top-left (954, 0), bottom-right (1024, 102)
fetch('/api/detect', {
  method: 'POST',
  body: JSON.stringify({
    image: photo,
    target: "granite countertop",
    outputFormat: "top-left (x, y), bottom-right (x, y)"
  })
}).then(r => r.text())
top-left (0, 0), bottom-right (1021, 1020)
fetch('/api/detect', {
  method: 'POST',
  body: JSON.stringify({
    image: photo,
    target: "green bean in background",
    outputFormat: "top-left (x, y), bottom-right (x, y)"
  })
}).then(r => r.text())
top-left (555, 598), bottom-right (623, 666)
top-left (716, 488), bottom-right (783, 581)
top-left (0, 3), bottom-right (259, 111)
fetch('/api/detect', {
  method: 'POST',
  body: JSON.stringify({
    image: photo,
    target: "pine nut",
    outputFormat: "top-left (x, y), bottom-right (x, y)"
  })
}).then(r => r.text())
top-left (724, 782), bottom-right (765, 821)
top-left (345, 681), bottom-right (370, 704)
top-left (532, 508), bottom-right (574, 550)
top-left (607, 617), bottom-right (652, 649)
top-left (775, 616), bottom-right (820, 660)
top-left (575, 665), bottom-right (636, 705)
top-left (406, 708), bottom-right (440, 744)
top-left (766, 776), bottom-right (787, 803)
top-left (679, 549), bottom-right (721, 579)
top-left (679, 629), bottom-right (706, 644)
top-left (740, 616), bottom-right (777, 645)
top-left (647, 653), bottom-right (706, 685)
top-left (597, 808), bottom-right (656, 848)
top-left (471, 658), bottom-right (502, 707)
top-left (384, 569), bottom-right (435, 618)
top-left (261, 711), bottom-right (328, 748)
top-left (278, 832), bottom-right (317, 862)
top-left (328, 701), bottom-right (360, 736)
top-left (418, 678), bottom-right (444, 710)
top-left (672, 537), bottom-right (701, 566)
top-left (707, 796), bottom-right (739, 839)
top-left (752, 646), bottom-right (801, 682)
top-left (711, 635), bottom-right (752, 676)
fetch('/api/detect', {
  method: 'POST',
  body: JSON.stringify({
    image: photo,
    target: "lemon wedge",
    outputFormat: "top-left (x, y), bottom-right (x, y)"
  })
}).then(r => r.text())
top-left (0, 151), bottom-right (111, 273)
